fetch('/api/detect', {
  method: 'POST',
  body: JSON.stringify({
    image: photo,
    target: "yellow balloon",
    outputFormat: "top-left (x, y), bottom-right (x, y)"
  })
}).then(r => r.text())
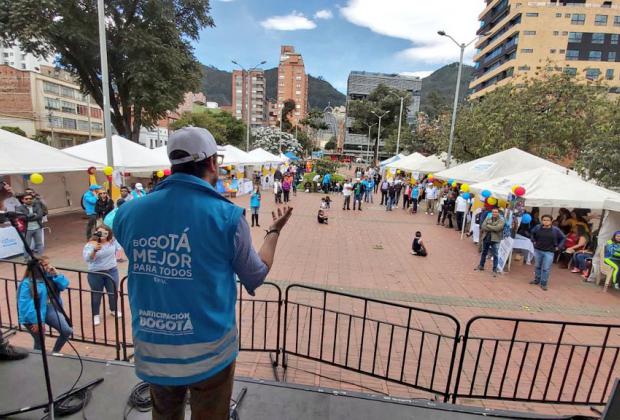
top-left (511, 185), bottom-right (519, 194)
top-left (460, 183), bottom-right (470, 192)
top-left (103, 166), bottom-right (114, 176)
top-left (451, 181), bottom-right (457, 187)
top-left (487, 196), bottom-right (498, 206)
top-left (30, 173), bottom-right (44, 184)
top-left (156, 170), bottom-right (165, 178)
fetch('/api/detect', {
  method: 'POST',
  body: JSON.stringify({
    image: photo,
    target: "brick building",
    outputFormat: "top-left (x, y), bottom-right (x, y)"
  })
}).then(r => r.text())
top-left (276, 46), bottom-right (309, 126)
top-left (232, 69), bottom-right (267, 127)
top-left (0, 64), bottom-right (104, 148)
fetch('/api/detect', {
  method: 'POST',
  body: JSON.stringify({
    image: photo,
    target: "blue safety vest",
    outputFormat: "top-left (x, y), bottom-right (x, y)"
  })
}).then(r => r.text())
top-left (114, 173), bottom-right (243, 386)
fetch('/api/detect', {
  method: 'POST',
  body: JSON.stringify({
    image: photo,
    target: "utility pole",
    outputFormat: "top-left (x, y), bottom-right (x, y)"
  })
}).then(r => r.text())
top-left (87, 95), bottom-right (92, 141)
top-left (97, 0), bottom-right (114, 166)
top-left (48, 111), bottom-right (55, 147)
top-left (363, 122), bottom-right (376, 163)
top-left (396, 96), bottom-right (404, 154)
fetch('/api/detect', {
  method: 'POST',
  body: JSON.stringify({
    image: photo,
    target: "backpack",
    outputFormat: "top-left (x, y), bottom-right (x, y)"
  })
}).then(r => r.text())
top-left (381, 181), bottom-right (389, 191)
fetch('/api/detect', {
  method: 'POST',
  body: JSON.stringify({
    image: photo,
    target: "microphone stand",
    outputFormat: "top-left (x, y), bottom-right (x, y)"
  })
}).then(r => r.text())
top-left (0, 215), bottom-right (103, 419)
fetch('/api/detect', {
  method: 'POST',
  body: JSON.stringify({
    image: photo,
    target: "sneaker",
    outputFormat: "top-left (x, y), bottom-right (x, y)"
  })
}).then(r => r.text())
top-left (93, 315), bottom-right (101, 326)
top-left (109, 310), bottom-right (123, 318)
top-left (474, 266), bottom-right (484, 271)
top-left (614, 284), bottom-right (619, 290)
top-left (0, 343), bottom-right (29, 361)
top-left (492, 271), bottom-right (498, 277)
top-left (570, 268), bottom-right (581, 273)
top-left (529, 280), bottom-right (540, 285)
top-left (541, 285), bottom-right (548, 291)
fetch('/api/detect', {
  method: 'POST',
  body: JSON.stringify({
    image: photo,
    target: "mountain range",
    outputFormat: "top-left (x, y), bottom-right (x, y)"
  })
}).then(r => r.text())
top-left (199, 63), bottom-right (475, 112)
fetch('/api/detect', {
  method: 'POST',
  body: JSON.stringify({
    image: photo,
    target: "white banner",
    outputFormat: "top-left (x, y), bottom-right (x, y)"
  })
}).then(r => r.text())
top-left (0, 227), bottom-right (24, 258)
top-left (497, 236), bottom-right (514, 272)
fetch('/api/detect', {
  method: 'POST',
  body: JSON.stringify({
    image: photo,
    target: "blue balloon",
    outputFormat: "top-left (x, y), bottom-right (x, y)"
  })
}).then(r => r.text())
top-left (448, 178), bottom-right (454, 184)
top-left (463, 192), bottom-right (471, 200)
top-left (481, 189), bottom-right (491, 198)
top-left (521, 213), bottom-right (532, 224)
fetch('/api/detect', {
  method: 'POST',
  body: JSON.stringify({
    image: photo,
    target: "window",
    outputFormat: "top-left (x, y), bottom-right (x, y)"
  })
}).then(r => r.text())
top-left (60, 86), bottom-right (75, 99)
top-left (48, 116), bottom-right (62, 128)
top-left (606, 69), bottom-right (614, 80)
top-left (611, 34), bottom-right (619, 45)
top-left (61, 101), bottom-right (76, 113)
top-left (585, 68), bottom-right (601, 80)
top-left (91, 122), bottom-right (103, 132)
top-left (564, 67), bottom-right (577, 76)
top-left (45, 97), bottom-right (60, 110)
top-left (595, 15), bottom-right (608, 26)
top-left (614, 16), bottom-right (620, 26)
top-left (20, 63), bottom-right (26, 70)
top-left (553, 31), bottom-right (559, 36)
top-left (90, 108), bottom-right (102, 119)
top-left (559, 49), bottom-right (566, 54)
top-left (562, 31), bottom-right (568, 36)
top-left (77, 105), bottom-right (88, 116)
top-left (77, 120), bottom-right (90, 131)
top-left (568, 32), bottom-right (582, 42)
top-left (295, 90), bottom-right (301, 94)
top-left (589, 50), bottom-right (602, 61)
top-left (43, 81), bottom-right (59, 94)
top-left (566, 49), bottom-right (579, 60)
top-left (592, 33), bottom-right (605, 44)
top-left (518, 65), bottom-right (530, 71)
top-left (62, 118), bottom-right (76, 130)
top-left (295, 76), bottom-right (302, 80)
top-left (524, 30), bottom-right (536, 35)
top-left (295, 104), bottom-right (300, 109)
top-left (520, 48), bottom-right (533, 53)
top-left (526, 12), bottom-right (538, 17)
top-left (565, 13), bottom-right (571, 18)
top-left (571, 14), bottom-right (585, 25)
top-left (555, 13), bottom-right (562, 18)
top-left (609, 51), bottom-right (617, 61)
top-left (550, 49), bottom-right (556, 54)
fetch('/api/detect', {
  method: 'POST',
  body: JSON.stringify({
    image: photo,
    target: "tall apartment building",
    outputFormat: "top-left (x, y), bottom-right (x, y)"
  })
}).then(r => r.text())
top-left (0, 43), bottom-right (55, 72)
top-left (471, 0), bottom-right (620, 98)
top-left (344, 71), bottom-right (422, 157)
top-left (276, 46), bottom-right (309, 126)
top-left (0, 64), bottom-right (104, 148)
top-left (232, 69), bottom-right (266, 127)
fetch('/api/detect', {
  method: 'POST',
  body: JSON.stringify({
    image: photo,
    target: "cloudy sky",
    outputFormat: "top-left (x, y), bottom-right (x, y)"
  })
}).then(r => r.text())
top-left (195, 0), bottom-right (482, 92)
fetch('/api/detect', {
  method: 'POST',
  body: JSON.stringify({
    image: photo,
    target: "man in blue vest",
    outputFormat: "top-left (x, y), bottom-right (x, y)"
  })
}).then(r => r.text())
top-left (114, 127), bottom-right (292, 419)
top-left (82, 184), bottom-right (101, 240)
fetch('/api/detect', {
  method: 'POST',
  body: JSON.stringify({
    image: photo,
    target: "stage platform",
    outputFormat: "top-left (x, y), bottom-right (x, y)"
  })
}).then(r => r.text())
top-left (0, 352), bottom-right (587, 419)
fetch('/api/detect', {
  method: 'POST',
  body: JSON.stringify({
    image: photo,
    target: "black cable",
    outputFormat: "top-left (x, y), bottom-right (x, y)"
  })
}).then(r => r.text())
top-left (123, 381), bottom-right (152, 420)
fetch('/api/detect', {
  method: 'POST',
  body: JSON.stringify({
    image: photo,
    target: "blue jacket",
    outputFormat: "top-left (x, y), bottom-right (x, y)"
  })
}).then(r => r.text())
top-left (322, 173), bottom-right (331, 185)
top-left (606, 240), bottom-right (620, 259)
top-left (18, 274), bottom-right (69, 325)
top-left (411, 187), bottom-right (419, 199)
top-left (113, 173), bottom-right (244, 386)
top-left (82, 191), bottom-right (98, 216)
top-left (250, 192), bottom-right (261, 208)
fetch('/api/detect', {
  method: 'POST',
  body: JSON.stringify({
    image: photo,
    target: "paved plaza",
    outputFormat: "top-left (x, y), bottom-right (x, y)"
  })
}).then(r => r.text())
top-left (2, 185), bottom-right (619, 416)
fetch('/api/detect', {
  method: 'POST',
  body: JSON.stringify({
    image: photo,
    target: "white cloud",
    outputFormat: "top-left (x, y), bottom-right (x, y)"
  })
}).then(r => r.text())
top-left (314, 9), bottom-right (333, 20)
top-left (399, 71), bottom-right (433, 79)
top-left (261, 12), bottom-right (317, 31)
top-left (340, 0), bottom-right (480, 64)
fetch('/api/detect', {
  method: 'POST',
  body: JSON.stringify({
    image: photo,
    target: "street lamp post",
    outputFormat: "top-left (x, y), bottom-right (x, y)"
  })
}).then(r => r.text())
top-left (389, 92), bottom-right (407, 155)
top-left (97, 0), bottom-right (113, 166)
top-left (371, 110), bottom-right (390, 163)
top-left (363, 122), bottom-right (376, 162)
top-left (437, 30), bottom-right (485, 168)
top-left (232, 60), bottom-right (267, 151)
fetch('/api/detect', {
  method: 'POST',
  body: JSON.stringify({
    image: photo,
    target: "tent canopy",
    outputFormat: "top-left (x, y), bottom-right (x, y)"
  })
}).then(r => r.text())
top-left (470, 167), bottom-right (620, 209)
top-left (385, 152), bottom-right (427, 171)
top-left (284, 151), bottom-right (299, 161)
top-left (221, 145), bottom-right (254, 166)
top-left (64, 135), bottom-right (170, 172)
top-left (248, 148), bottom-right (282, 165)
top-left (0, 128), bottom-right (102, 175)
top-left (435, 147), bottom-right (574, 184)
top-left (415, 154), bottom-right (448, 174)
top-left (380, 153), bottom-right (406, 167)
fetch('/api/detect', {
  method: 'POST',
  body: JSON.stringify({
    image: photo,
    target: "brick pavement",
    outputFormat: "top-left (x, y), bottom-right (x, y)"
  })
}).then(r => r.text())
top-left (2, 184), bottom-right (619, 417)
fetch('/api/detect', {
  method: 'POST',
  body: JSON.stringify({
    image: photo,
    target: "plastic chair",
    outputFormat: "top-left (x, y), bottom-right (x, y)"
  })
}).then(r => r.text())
top-left (596, 247), bottom-right (614, 292)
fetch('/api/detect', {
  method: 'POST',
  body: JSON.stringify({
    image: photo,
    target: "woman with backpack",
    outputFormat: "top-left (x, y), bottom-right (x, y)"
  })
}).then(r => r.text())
top-left (380, 179), bottom-right (389, 206)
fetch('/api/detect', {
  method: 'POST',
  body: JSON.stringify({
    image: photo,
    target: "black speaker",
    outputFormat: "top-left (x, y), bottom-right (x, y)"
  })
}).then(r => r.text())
top-left (602, 378), bottom-right (620, 420)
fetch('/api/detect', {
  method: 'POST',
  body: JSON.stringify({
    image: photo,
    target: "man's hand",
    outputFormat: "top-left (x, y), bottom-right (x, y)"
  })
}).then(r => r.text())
top-left (29, 324), bottom-right (44, 334)
top-left (269, 206), bottom-right (293, 233)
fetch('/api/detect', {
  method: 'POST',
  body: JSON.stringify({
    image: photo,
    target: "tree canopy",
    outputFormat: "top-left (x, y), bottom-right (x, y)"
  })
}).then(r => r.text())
top-left (0, 0), bottom-right (214, 141)
top-left (252, 126), bottom-right (302, 155)
top-left (170, 110), bottom-right (246, 148)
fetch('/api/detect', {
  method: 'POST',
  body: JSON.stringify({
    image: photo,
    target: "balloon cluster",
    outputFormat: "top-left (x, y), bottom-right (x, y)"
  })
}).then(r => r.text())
top-left (511, 185), bottom-right (526, 197)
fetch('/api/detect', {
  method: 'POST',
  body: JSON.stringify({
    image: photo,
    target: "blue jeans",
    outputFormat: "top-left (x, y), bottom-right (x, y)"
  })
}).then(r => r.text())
top-left (87, 267), bottom-right (119, 316)
top-left (572, 252), bottom-right (592, 271)
top-left (24, 228), bottom-right (44, 257)
top-left (479, 240), bottom-right (499, 271)
top-left (28, 304), bottom-right (73, 353)
top-left (386, 196), bottom-right (394, 211)
top-left (534, 249), bottom-right (555, 286)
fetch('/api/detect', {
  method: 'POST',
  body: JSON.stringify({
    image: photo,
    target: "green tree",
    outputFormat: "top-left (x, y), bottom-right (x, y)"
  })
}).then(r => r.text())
top-left (295, 131), bottom-right (312, 155)
top-left (252, 126), bottom-right (302, 155)
top-left (281, 99), bottom-right (296, 132)
top-left (1, 126), bottom-right (26, 137)
top-left (171, 110), bottom-right (246, 147)
top-left (0, 0), bottom-right (214, 141)
top-left (324, 136), bottom-right (336, 150)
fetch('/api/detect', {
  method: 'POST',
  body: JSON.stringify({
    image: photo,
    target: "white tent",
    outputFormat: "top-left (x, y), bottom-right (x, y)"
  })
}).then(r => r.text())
top-left (64, 135), bottom-right (170, 171)
top-left (221, 145), bottom-right (255, 166)
top-left (385, 152), bottom-right (427, 171)
top-left (380, 153), bottom-right (407, 167)
top-left (469, 167), bottom-right (620, 209)
top-left (414, 154), bottom-right (449, 174)
top-left (435, 148), bottom-right (574, 184)
top-left (247, 148), bottom-right (282, 165)
top-left (0, 128), bottom-right (102, 175)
